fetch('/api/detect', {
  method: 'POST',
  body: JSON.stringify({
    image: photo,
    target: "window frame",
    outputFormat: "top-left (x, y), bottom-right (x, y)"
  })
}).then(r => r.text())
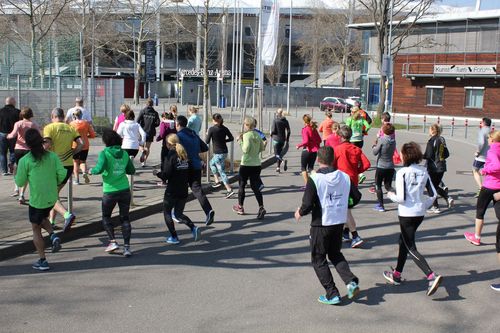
top-left (425, 85), bottom-right (444, 107)
top-left (464, 86), bottom-right (485, 109)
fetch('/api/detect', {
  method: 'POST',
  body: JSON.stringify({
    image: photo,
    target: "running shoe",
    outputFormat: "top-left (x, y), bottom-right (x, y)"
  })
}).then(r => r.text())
top-left (490, 283), bottom-right (500, 291)
top-left (447, 197), bottom-right (455, 209)
top-left (192, 226), bottom-right (201, 241)
top-left (342, 232), bottom-right (351, 243)
top-left (373, 204), bottom-right (385, 212)
top-left (283, 159), bottom-right (288, 171)
top-left (205, 210), bottom-right (215, 226)
top-left (105, 242), bottom-right (120, 252)
top-left (211, 182), bottom-right (222, 188)
top-left (464, 232), bottom-right (481, 246)
top-left (166, 236), bottom-right (180, 245)
top-left (257, 206), bottom-right (266, 220)
top-left (232, 204), bottom-right (244, 215)
top-left (383, 269), bottom-right (401, 285)
top-left (275, 167), bottom-right (280, 173)
top-left (426, 207), bottom-right (441, 214)
top-left (427, 273), bottom-right (443, 296)
top-left (62, 213), bottom-right (76, 233)
top-left (358, 174), bottom-right (366, 184)
top-left (82, 173), bottom-right (90, 184)
top-left (351, 236), bottom-right (364, 248)
top-left (32, 258), bottom-right (50, 271)
top-left (443, 185), bottom-right (449, 197)
top-left (50, 222), bottom-right (61, 231)
top-left (72, 180), bottom-right (80, 185)
top-left (141, 162), bottom-right (146, 168)
top-left (140, 152), bottom-right (146, 163)
top-left (123, 246), bottom-right (132, 257)
top-left (18, 196), bottom-right (26, 205)
top-left (50, 234), bottom-right (61, 253)
top-left (369, 187), bottom-right (376, 194)
top-left (318, 295), bottom-right (341, 305)
top-left (225, 190), bottom-right (235, 199)
top-left (259, 183), bottom-right (265, 191)
top-left (346, 281), bottom-right (360, 299)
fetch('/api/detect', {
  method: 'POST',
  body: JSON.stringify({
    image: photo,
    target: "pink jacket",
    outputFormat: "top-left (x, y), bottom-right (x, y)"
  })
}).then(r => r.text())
top-left (297, 125), bottom-right (321, 153)
top-left (482, 142), bottom-right (500, 190)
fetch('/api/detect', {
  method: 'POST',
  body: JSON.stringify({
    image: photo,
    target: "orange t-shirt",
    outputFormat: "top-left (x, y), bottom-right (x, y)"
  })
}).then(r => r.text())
top-left (318, 117), bottom-right (334, 140)
top-left (70, 120), bottom-right (96, 150)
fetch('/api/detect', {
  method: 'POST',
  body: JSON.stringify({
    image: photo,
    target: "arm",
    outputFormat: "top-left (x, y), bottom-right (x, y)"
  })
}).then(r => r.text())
top-left (387, 171), bottom-right (405, 204)
top-left (157, 122), bottom-right (166, 141)
top-left (88, 124), bottom-right (96, 139)
top-left (271, 119), bottom-right (277, 136)
top-left (372, 140), bottom-right (382, 156)
top-left (225, 127), bottom-right (234, 143)
top-left (205, 127), bottom-right (212, 144)
top-left (298, 178), bottom-right (317, 216)
top-left (363, 119), bottom-right (371, 132)
top-left (482, 151), bottom-right (500, 175)
top-left (116, 123), bottom-right (124, 137)
top-left (156, 152), bottom-right (173, 181)
top-left (285, 120), bottom-right (291, 142)
top-left (358, 152), bottom-right (371, 174)
top-left (14, 158), bottom-right (28, 188)
top-left (113, 116), bottom-right (119, 131)
top-left (424, 175), bottom-right (438, 208)
top-left (138, 126), bottom-right (147, 146)
top-left (73, 137), bottom-right (84, 155)
top-left (6, 122), bottom-right (19, 139)
top-left (318, 121), bottom-right (324, 133)
top-left (125, 155), bottom-right (136, 175)
top-left (423, 139), bottom-right (434, 161)
top-left (477, 131), bottom-right (485, 153)
top-left (241, 133), bottom-right (251, 154)
top-left (154, 113), bottom-right (161, 127)
top-left (296, 128), bottom-right (309, 149)
top-left (90, 151), bottom-right (107, 175)
top-left (137, 110), bottom-right (144, 127)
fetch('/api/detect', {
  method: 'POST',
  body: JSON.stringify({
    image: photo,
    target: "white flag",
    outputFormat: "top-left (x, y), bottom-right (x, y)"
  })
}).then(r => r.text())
top-left (260, 0), bottom-right (280, 66)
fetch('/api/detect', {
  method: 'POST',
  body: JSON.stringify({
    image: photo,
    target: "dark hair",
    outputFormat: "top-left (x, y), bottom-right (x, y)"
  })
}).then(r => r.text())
top-left (338, 125), bottom-right (352, 140)
top-left (317, 146), bottom-right (334, 165)
top-left (482, 117), bottom-right (492, 127)
top-left (102, 128), bottom-right (123, 147)
top-left (176, 115), bottom-right (188, 128)
top-left (401, 141), bottom-right (423, 166)
top-left (125, 110), bottom-right (135, 120)
top-left (25, 128), bottom-right (46, 161)
top-left (20, 107), bottom-right (33, 120)
top-left (146, 98), bottom-right (154, 107)
top-left (381, 112), bottom-right (391, 123)
top-left (382, 123), bottom-right (395, 136)
top-left (212, 113), bottom-right (223, 125)
top-left (51, 107), bottom-right (65, 119)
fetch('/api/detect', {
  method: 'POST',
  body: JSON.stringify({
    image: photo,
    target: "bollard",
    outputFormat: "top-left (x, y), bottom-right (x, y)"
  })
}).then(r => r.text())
top-left (437, 116), bottom-right (440, 125)
top-left (492, 123), bottom-right (496, 132)
top-left (423, 115), bottom-right (427, 133)
top-left (406, 114), bottom-right (410, 131)
top-left (465, 119), bottom-right (469, 139)
top-left (311, 107), bottom-right (314, 120)
top-left (230, 140), bottom-right (235, 174)
top-left (451, 117), bottom-right (455, 137)
top-left (268, 111), bottom-right (272, 155)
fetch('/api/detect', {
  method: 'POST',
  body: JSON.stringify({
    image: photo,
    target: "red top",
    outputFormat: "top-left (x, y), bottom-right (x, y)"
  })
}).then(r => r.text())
top-left (297, 125), bottom-right (321, 153)
top-left (325, 133), bottom-right (342, 149)
top-left (333, 141), bottom-right (371, 186)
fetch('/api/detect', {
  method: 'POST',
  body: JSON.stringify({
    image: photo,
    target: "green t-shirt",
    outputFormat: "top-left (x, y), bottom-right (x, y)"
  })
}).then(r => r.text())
top-left (43, 122), bottom-right (80, 166)
top-left (91, 146), bottom-right (136, 194)
top-left (15, 151), bottom-right (67, 209)
top-left (240, 130), bottom-right (265, 166)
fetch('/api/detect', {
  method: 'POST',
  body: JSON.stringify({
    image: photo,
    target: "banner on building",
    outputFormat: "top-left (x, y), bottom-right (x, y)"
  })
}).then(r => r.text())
top-left (434, 64), bottom-right (497, 76)
top-left (260, 0), bottom-right (280, 66)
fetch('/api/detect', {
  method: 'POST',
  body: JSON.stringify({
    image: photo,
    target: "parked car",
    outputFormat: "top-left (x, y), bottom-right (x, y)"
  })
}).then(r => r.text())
top-left (345, 96), bottom-right (361, 107)
top-left (320, 97), bottom-right (351, 113)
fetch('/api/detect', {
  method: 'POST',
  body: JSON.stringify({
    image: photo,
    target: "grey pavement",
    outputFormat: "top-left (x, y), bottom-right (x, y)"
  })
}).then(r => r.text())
top-left (1, 111), bottom-right (500, 332)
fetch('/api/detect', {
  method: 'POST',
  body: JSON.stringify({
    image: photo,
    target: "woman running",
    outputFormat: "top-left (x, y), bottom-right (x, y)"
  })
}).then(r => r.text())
top-left (156, 111), bottom-right (177, 186)
top-left (424, 124), bottom-right (454, 213)
top-left (296, 114), bottom-right (321, 187)
top-left (385, 141), bottom-right (442, 296)
top-left (15, 129), bottom-right (66, 270)
top-left (325, 121), bottom-right (341, 149)
top-left (232, 116), bottom-right (266, 219)
top-left (113, 104), bottom-right (130, 131)
top-left (116, 109), bottom-right (147, 160)
top-left (346, 107), bottom-right (371, 184)
top-left (205, 113), bottom-right (234, 198)
top-left (90, 129), bottom-right (135, 257)
top-left (372, 123), bottom-right (396, 212)
top-left (318, 111), bottom-right (334, 144)
top-left (70, 109), bottom-right (96, 185)
top-left (154, 134), bottom-right (200, 244)
top-left (7, 107), bottom-right (40, 204)
top-left (464, 130), bottom-right (500, 246)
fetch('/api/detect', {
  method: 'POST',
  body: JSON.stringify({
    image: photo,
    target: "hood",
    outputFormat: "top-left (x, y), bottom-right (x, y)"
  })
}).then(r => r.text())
top-left (179, 127), bottom-right (197, 138)
top-left (380, 135), bottom-right (396, 145)
top-left (105, 146), bottom-right (125, 158)
top-left (313, 167), bottom-right (345, 186)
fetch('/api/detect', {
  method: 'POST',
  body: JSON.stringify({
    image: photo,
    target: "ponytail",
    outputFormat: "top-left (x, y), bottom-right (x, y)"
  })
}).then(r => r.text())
top-left (167, 134), bottom-right (188, 161)
top-left (25, 128), bottom-right (46, 161)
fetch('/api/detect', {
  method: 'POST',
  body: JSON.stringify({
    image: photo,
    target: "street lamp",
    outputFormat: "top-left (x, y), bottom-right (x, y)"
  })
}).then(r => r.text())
top-left (384, 0), bottom-right (394, 113)
top-left (172, 0), bottom-right (184, 103)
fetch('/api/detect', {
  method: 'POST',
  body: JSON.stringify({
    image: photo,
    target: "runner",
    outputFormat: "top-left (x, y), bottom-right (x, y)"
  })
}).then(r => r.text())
top-left (464, 130), bottom-right (500, 246)
top-left (70, 109), bottom-right (96, 185)
top-left (116, 109), bottom-right (147, 160)
top-left (325, 121), bottom-right (341, 149)
top-left (0, 96), bottom-right (20, 176)
top-left (232, 116), bottom-right (266, 219)
top-left (205, 113), bottom-right (234, 198)
top-left (318, 111), bottom-right (334, 144)
top-left (424, 124), bottom-right (454, 213)
top-left (156, 111), bottom-right (177, 186)
top-left (154, 134), bottom-right (200, 244)
top-left (346, 107), bottom-right (371, 184)
top-left (384, 141), bottom-right (443, 296)
top-left (296, 114), bottom-right (321, 187)
top-left (113, 104), bottom-right (130, 131)
top-left (295, 146), bottom-right (360, 305)
top-left (65, 97), bottom-right (92, 124)
top-left (187, 106), bottom-right (202, 135)
top-left (137, 98), bottom-right (160, 167)
top-left (491, 192), bottom-right (500, 291)
top-left (15, 129), bottom-right (66, 270)
top-left (472, 117), bottom-right (491, 198)
top-left (371, 123), bottom-right (396, 212)
top-left (333, 125), bottom-right (370, 248)
top-left (89, 129), bottom-right (135, 257)
top-left (43, 108), bottom-right (84, 231)
top-left (271, 108), bottom-right (291, 173)
top-left (7, 107), bottom-right (40, 204)
top-left (369, 112), bottom-right (395, 194)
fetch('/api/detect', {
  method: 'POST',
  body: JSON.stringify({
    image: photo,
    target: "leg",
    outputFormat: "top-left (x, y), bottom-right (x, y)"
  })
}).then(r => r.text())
top-left (31, 223), bottom-right (46, 259)
top-left (238, 166), bottom-right (250, 206)
top-left (214, 154), bottom-right (229, 187)
top-left (248, 166), bottom-right (264, 207)
top-left (174, 198), bottom-right (195, 230)
top-left (300, 150), bottom-right (309, 185)
top-left (163, 195), bottom-right (178, 238)
top-left (472, 169), bottom-right (482, 189)
top-left (73, 159), bottom-right (80, 183)
top-left (396, 216), bottom-right (433, 276)
top-left (328, 224), bottom-right (358, 285)
top-left (209, 154), bottom-right (221, 183)
top-left (144, 141), bottom-right (152, 162)
top-left (310, 227), bottom-right (339, 300)
top-left (101, 193), bottom-right (118, 241)
top-left (383, 169), bottom-right (395, 192)
top-left (0, 133), bottom-right (8, 174)
top-left (374, 168), bottom-right (384, 207)
top-left (116, 190), bottom-right (132, 245)
top-left (473, 187), bottom-right (496, 238)
top-left (188, 169), bottom-right (213, 215)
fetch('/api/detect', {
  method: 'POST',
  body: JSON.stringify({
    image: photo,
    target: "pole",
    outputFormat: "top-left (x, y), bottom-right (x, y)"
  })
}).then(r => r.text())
top-left (237, 7), bottom-right (244, 110)
top-left (286, 0), bottom-right (293, 115)
top-left (384, 0), bottom-right (394, 113)
top-left (176, 1), bottom-right (180, 102)
top-left (230, 0), bottom-right (237, 120)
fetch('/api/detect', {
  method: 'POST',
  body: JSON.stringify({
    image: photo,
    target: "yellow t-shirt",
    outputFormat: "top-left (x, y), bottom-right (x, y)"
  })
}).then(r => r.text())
top-left (43, 122), bottom-right (81, 167)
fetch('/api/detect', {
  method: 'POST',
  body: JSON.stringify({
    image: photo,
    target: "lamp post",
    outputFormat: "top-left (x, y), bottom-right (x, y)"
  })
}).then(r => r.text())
top-left (384, 0), bottom-right (394, 113)
top-left (286, 0), bottom-right (292, 115)
top-left (172, 0), bottom-right (183, 103)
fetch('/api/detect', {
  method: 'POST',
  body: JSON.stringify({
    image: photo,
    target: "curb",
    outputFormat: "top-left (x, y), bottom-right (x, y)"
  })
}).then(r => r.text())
top-left (0, 155), bottom-right (277, 261)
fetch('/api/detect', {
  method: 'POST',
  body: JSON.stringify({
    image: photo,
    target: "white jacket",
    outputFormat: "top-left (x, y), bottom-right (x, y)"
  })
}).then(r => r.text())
top-left (117, 120), bottom-right (146, 150)
top-left (310, 170), bottom-right (351, 226)
top-left (388, 164), bottom-right (437, 217)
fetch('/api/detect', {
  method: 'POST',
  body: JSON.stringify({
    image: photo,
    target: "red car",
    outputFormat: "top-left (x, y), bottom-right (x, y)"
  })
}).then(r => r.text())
top-left (320, 97), bottom-right (351, 113)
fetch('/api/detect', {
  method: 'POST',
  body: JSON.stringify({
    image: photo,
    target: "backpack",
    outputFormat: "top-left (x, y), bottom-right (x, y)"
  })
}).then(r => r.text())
top-left (430, 136), bottom-right (449, 172)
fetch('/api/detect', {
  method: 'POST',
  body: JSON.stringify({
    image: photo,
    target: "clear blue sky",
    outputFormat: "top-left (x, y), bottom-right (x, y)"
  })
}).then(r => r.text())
top-left (443, 0), bottom-right (500, 10)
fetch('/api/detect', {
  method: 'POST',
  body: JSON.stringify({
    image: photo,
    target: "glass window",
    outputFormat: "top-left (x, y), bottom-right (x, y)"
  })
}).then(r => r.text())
top-left (426, 87), bottom-right (443, 106)
top-left (465, 88), bottom-right (484, 109)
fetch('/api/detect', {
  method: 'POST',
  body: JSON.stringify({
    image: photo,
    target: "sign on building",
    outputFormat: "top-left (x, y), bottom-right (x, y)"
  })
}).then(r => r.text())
top-left (145, 40), bottom-right (156, 82)
top-left (434, 64), bottom-right (497, 75)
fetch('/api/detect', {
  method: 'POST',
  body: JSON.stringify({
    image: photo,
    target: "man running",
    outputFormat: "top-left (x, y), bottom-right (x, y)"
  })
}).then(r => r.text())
top-left (271, 108), bottom-right (291, 173)
top-left (137, 98), bottom-right (160, 167)
top-left (0, 96), bottom-right (20, 175)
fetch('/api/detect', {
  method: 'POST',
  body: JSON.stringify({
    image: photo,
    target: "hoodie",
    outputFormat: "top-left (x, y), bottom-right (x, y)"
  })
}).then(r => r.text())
top-left (481, 142), bottom-right (500, 190)
top-left (372, 135), bottom-right (396, 169)
top-left (271, 117), bottom-right (291, 143)
top-left (297, 125), bottom-right (321, 152)
top-left (137, 106), bottom-right (160, 138)
top-left (91, 146), bottom-right (136, 194)
top-left (333, 141), bottom-right (371, 186)
top-left (177, 127), bottom-right (203, 170)
top-left (240, 130), bottom-right (265, 166)
top-left (299, 167), bottom-right (351, 227)
top-left (117, 120), bottom-right (147, 150)
top-left (346, 117), bottom-right (371, 142)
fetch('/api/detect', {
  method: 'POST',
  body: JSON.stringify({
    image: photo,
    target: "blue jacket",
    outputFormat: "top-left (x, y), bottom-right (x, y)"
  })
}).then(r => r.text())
top-left (177, 127), bottom-right (202, 170)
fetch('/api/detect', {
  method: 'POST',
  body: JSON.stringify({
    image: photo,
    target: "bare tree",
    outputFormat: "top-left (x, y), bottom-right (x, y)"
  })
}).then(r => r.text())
top-left (356, 0), bottom-right (435, 116)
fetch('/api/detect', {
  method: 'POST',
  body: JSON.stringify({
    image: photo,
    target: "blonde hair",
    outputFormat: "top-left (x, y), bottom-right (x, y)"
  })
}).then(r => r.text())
top-left (120, 104), bottom-right (131, 114)
top-left (244, 116), bottom-right (256, 130)
top-left (167, 134), bottom-right (188, 161)
top-left (189, 106), bottom-right (198, 114)
top-left (489, 130), bottom-right (500, 143)
top-left (331, 121), bottom-right (340, 132)
top-left (430, 123), bottom-right (442, 136)
top-left (352, 110), bottom-right (361, 120)
top-left (302, 114), bottom-right (318, 130)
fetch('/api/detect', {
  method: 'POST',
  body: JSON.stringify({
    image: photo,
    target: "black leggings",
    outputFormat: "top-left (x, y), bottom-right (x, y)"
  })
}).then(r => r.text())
top-left (163, 194), bottom-right (195, 238)
top-left (238, 165), bottom-right (263, 207)
top-left (494, 201), bottom-right (500, 253)
top-left (375, 168), bottom-right (395, 206)
top-left (300, 150), bottom-right (317, 172)
top-left (102, 190), bottom-right (131, 245)
top-left (425, 172), bottom-right (448, 208)
top-left (395, 216), bottom-right (433, 276)
top-left (476, 187), bottom-right (499, 219)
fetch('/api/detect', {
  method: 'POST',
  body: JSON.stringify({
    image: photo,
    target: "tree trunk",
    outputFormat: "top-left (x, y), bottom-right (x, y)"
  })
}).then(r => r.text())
top-left (376, 74), bottom-right (387, 118)
top-left (134, 42), bottom-right (142, 105)
top-left (31, 27), bottom-right (36, 88)
top-left (203, 4), bottom-right (210, 136)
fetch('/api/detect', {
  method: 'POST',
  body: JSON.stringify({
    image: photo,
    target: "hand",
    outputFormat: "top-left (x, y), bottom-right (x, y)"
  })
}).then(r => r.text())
top-left (494, 192), bottom-right (500, 201)
top-left (475, 152), bottom-right (480, 157)
top-left (152, 169), bottom-right (158, 176)
top-left (294, 208), bottom-right (302, 221)
top-left (296, 145), bottom-right (300, 150)
top-left (387, 191), bottom-right (395, 197)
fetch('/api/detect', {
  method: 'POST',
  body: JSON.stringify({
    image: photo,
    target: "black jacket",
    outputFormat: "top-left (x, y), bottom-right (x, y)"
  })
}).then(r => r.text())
top-left (424, 135), bottom-right (449, 173)
top-left (137, 106), bottom-right (161, 138)
top-left (0, 105), bottom-right (20, 133)
top-left (156, 149), bottom-right (189, 198)
top-left (271, 117), bottom-right (291, 143)
top-left (205, 124), bottom-right (234, 154)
